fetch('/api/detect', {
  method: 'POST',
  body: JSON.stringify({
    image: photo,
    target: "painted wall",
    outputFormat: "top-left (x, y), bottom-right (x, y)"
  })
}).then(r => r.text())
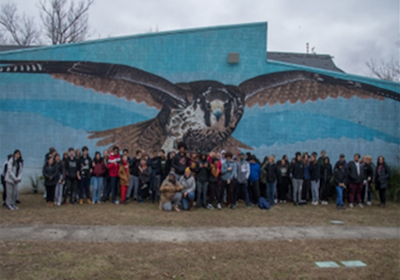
top-left (0, 22), bottom-right (399, 192)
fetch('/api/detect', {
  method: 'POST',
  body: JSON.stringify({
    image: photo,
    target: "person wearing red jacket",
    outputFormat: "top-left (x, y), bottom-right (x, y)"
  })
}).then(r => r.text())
top-left (107, 146), bottom-right (121, 204)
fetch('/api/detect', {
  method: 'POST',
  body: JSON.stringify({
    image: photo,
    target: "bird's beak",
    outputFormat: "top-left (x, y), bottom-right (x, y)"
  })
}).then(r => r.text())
top-left (211, 101), bottom-right (224, 121)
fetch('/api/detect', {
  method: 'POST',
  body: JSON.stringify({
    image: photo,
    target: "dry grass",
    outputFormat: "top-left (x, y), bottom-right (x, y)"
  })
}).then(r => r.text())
top-left (0, 239), bottom-right (398, 280)
top-left (0, 194), bottom-right (399, 227)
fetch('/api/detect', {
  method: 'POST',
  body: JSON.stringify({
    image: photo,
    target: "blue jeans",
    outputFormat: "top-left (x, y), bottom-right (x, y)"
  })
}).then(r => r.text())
top-left (92, 177), bottom-right (103, 203)
top-left (110, 176), bottom-right (118, 202)
top-left (181, 191), bottom-right (195, 210)
top-left (266, 181), bottom-right (276, 206)
top-left (336, 186), bottom-right (344, 206)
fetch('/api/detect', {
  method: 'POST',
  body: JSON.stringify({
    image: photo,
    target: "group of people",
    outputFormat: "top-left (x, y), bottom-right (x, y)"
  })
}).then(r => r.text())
top-left (1, 143), bottom-right (392, 212)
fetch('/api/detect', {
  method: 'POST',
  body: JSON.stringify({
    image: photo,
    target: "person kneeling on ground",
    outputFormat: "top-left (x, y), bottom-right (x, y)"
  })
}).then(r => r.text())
top-left (179, 167), bottom-right (196, 211)
top-left (159, 172), bottom-right (183, 212)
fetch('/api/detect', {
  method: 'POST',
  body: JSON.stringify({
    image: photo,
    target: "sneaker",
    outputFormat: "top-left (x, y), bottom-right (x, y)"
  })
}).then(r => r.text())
top-left (358, 203), bottom-right (364, 208)
top-left (13, 205), bottom-right (19, 210)
top-left (113, 200), bottom-right (120, 204)
top-left (325, 201), bottom-right (329, 205)
top-left (79, 199), bottom-right (83, 205)
top-left (279, 200), bottom-right (283, 203)
top-left (231, 204), bottom-right (237, 210)
top-left (16, 200), bottom-right (21, 204)
top-left (246, 205), bottom-right (252, 209)
top-left (283, 200), bottom-right (287, 203)
top-left (349, 203), bottom-right (354, 208)
top-left (87, 199), bottom-right (91, 204)
top-left (138, 199), bottom-right (144, 204)
top-left (274, 199), bottom-right (278, 204)
top-left (7, 204), bottom-right (14, 211)
top-left (217, 203), bottom-right (222, 210)
top-left (366, 201), bottom-right (372, 206)
top-left (207, 204), bottom-right (214, 210)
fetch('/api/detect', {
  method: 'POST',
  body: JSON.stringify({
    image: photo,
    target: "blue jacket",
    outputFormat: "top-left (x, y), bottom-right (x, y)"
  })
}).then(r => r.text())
top-left (221, 160), bottom-right (236, 181)
top-left (249, 162), bottom-right (261, 183)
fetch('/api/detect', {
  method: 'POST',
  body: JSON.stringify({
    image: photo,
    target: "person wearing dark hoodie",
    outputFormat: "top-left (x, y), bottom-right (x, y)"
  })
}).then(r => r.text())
top-left (276, 157), bottom-right (289, 203)
top-left (43, 155), bottom-right (59, 207)
top-left (208, 157), bottom-right (220, 210)
top-left (302, 153), bottom-right (311, 203)
top-left (375, 156), bottom-right (391, 208)
top-left (291, 152), bottom-right (305, 206)
top-left (179, 167), bottom-right (196, 211)
top-left (347, 153), bottom-right (365, 208)
top-left (127, 150), bottom-right (142, 202)
top-left (171, 142), bottom-right (189, 181)
top-left (218, 152), bottom-right (236, 210)
top-left (63, 147), bottom-right (78, 205)
top-left (77, 146), bottom-right (92, 205)
top-left (149, 151), bottom-right (162, 203)
top-left (263, 155), bottom-right (280, 207)
top-left (319, 157), bottom-right (332, 205)
top-left (138, 157), bottom-right (152, 203)
top-left (334, 162), bottom-right (346, 210)
top-left (195, 151), bottom-right (210, 209)
top-left (236, 152), bottom-right (251, 208)
top-left (309, 153), bottom-right (321, 205)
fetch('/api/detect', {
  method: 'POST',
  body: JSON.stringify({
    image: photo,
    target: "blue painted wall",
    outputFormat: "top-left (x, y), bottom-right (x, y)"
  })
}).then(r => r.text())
top-left (0, 22), bottom-right (399, 191)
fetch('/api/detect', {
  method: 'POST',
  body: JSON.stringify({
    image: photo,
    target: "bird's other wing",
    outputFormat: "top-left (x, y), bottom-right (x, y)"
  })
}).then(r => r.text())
top-left (0, 60), bottom-right (189, 109)
top-left (239, 70), bottom-right (400, 108)
top-left (88, 117), bottom-right (167, 153)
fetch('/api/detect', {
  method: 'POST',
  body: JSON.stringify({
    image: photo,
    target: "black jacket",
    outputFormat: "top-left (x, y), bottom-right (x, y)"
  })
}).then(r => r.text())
top-left (291, 160), bottom-right (305, 180)
top-left (309, 161), bottom-right (320, 180)
top-left (150, 156), bottom-right (162, 175)
top-left (195, 159), bottom-right (210, 182)
top-left (43, 163), bottom-right (59, 186)
top-left (320, 163), bottom-right (332, 183)
top-left (334, 168), bottom-right (346, 185)
top-left (264, 163), bottom-right (280, 183)
top-left (129, 157), bottom-right (140, 176)
top-left (347, 161), bottom-right (364, 184)
top-left (65, 157), bottom-right (78, 179)
top-left (78, 156), bottom-right (92, 178)
top-left (171, 153), bottom-right (189, 176)
top-left (375, 163), bottom-right (391, 189)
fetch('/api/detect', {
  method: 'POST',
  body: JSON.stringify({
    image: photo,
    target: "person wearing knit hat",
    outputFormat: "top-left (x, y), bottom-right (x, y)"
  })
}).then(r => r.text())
top-left (179, 167), bottom-right (196, 211)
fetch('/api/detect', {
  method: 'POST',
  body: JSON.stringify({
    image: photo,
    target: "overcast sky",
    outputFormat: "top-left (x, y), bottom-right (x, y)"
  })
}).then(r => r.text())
top-left (5, 0), bottom-right (400, 77)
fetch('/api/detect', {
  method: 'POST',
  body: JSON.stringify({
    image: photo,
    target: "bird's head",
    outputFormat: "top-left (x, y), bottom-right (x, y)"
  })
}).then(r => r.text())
top-left (209, 100), bottom-right (224, 121)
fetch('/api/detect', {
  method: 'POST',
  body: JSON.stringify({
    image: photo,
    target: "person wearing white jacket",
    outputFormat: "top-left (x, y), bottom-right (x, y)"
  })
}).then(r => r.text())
top-left (5, 150), bottom-right (23, 210)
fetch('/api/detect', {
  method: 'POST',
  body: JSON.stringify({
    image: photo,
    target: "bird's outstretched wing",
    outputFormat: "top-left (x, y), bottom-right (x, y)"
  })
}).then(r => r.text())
top-left (0, 60), bottom-right (189, 109)
top-left (239, 70), bottom-right (400, 108)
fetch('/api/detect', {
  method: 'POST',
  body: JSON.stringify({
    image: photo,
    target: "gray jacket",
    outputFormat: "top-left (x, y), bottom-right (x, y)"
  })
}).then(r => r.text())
top-left (5, 158), bottom-right (23, 184)
top-left (221, 160), bottom-right (236, 181)
top-left (236, 160), bottom-right (250, 184)
top-left (179, 175), bottom-right (196, 193)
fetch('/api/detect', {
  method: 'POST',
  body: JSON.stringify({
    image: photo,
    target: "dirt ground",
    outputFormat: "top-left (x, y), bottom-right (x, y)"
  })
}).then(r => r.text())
top-left (1, 194), bottom-right (399, 227)
top-left (0, 239), bottom-right (398, 280)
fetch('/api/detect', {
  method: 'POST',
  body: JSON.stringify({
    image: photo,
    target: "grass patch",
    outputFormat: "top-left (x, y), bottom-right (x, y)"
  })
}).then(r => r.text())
top-left (0, 194), bottom-right (399, 227)
top-left (0, 239), bottom-right (398, 280)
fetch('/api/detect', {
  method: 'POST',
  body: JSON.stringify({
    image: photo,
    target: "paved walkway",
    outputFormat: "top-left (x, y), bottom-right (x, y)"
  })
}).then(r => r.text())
top-left (0, 225), bottom-right (398, 243)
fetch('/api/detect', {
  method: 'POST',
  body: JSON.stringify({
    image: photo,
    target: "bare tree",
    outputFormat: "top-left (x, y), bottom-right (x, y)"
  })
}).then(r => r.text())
top-left (0, 2), bottom-right (40, 46)
top-left (39, 0), bottom-right (95, 45)
top-left (367, 58), bottom-right (400, 82)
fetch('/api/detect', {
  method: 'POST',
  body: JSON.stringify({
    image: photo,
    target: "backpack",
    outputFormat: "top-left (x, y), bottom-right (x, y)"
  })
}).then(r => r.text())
top-left (258, 197), bottom-right (270, 210)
